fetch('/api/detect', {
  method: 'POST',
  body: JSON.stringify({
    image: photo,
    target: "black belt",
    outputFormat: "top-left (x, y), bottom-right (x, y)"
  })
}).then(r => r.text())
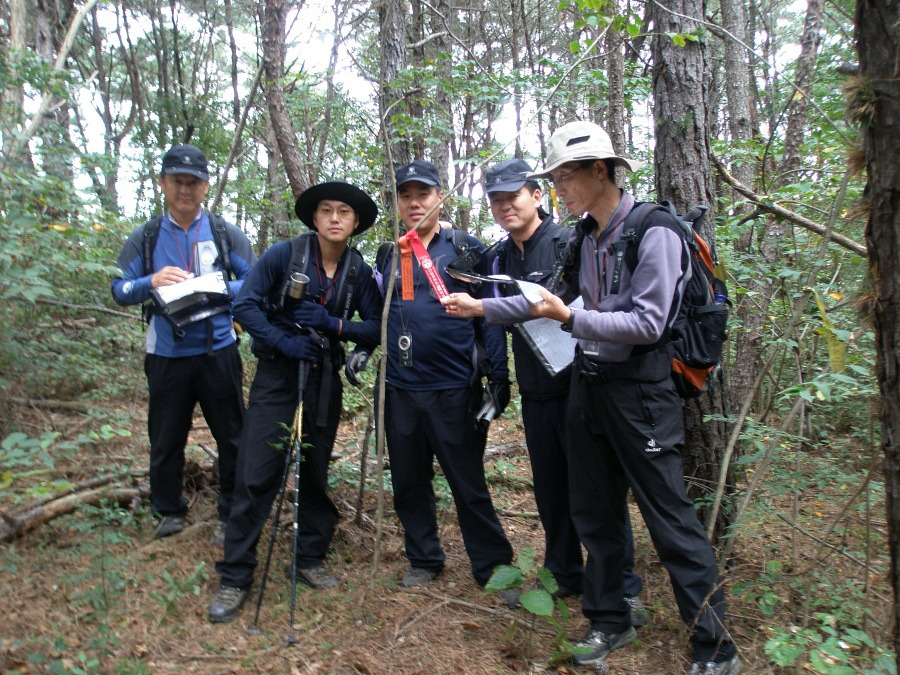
top-left (575, 347), bottom-right (670, 384)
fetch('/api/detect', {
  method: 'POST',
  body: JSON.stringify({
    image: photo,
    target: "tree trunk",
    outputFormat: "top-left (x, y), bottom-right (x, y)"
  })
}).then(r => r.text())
top-left (34, 0), bottom-right (76, 201)
top-left (854, 0), bottom-right (900, 662)
top-left (378, 0), bottom-right (411, 216)
top-left (651, 0), bottom-right (736, 541)
top-left (720, 0), bottom-right (766, 410)
top-left (261, 0), bottom-right (307, 197)
top-left (778, 0), bottom-right (823, 180)
top-left (605, 14), bottom-right (626, 187)
top-left (1, 0), bottom-right (29, 166)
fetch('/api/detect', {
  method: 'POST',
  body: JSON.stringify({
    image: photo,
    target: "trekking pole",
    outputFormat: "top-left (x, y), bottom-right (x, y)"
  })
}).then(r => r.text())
top-left (286, 355), bottom-right (310, 645)
top-left (247, 328), bottom-right (319, 636)
top-left (246, 368), bottom-right (304, 636)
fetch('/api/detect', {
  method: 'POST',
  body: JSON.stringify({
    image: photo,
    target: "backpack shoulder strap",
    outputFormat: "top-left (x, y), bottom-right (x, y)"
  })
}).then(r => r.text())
top-left (607, 202), bottom-right (660, 294)
top-left (332, 247), bottom-right (363, 320)
top-left (140, 216), bottom-right (164, 325)
top-left (208, 214), bottom-right (233, 280)
top-left (142, 216), bottom-right (163, 277)
top-left (274, 232), bottom-right (314, 312)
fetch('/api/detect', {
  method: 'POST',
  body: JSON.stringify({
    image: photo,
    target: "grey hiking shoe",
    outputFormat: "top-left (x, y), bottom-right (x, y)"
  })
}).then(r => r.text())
top-left (625, 595), bottom-right (649, 627)
top-left (571, 625), bottom-right (637, 665)
top-left (209, 520), bottom-right (226, 547)
top-left (208, 585), bottom-right (248, 623)
top-left (294, 565), bottom-right (338, 589)
top-left (688, 654), bottom-right (741, 675)
top-left (401, 567), bottom-right (439, 587)
top-left (154, 516), bottom-right (185, 539)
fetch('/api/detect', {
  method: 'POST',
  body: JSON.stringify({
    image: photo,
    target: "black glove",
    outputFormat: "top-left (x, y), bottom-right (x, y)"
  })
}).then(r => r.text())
top-left (275, 335), bottom-right (319, 362)
top-left (293, 301), bottom-right (340, 334)
top-left (344, 348), bottom-right (371, 386)
top-left (489, 379), bottom-right (511, 418)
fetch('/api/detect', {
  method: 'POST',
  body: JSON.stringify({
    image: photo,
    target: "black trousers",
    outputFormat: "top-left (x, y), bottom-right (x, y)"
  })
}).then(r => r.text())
top-left (216, 355), bottom-right (342, 590)
top-left (384, 385), bottom-right (513, 585)
top-left (521, 395), bottom-right (642, 596)
top-left (144, 342), bottom-right (243, 520)
top-left (567, 367), bottom-right (734, 662)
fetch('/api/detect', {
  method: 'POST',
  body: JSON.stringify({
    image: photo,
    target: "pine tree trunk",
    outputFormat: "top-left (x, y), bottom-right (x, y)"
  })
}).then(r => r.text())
top-left (261, 0), bottom-right (307, 197)
top-left (854, 0), bottom-right (900, 662)
top-left (651, 0), bottom-right (736, 541)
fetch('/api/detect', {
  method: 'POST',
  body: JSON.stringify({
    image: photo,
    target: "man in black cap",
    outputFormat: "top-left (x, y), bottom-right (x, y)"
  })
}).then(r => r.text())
top-left (477, 158), bottom-right (647, 623)
top-left (375, 159), bottom-right (516, 606)
top-left (112, 143), bottom-right (256, 542)
top-left (208, 181), bottom-right (381, 623)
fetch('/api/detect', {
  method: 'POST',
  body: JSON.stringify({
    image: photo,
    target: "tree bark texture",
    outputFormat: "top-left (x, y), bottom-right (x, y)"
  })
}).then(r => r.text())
top-left (262, 0), bottom-right (307, 198)
top-left (651, 0), bottom-right (735, 540)
top-left (778, 0), bottom-right (823, 180)
top-left (606, 19), bottom-right (626, 187)
top-left (720, 0), bottom-right (768, 409)
top-left (378, 0), bottom-right (411, 220)
top-left (854, 0), bottom-right (900, 662)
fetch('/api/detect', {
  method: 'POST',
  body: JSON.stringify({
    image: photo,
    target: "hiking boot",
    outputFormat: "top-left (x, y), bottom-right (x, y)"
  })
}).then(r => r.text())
top-left (625, 595), bottom-right (649, 627)
top-left (571, 625), bottom-right (637, 665)
top-left (154, 516), bottom-right (185, 539)
top-left (208, 585), bottom-right (248, 623)
top-left (498, 588), bottom-right (520, 609)
top-left (294, 565), bottom-right (338, 589)
top-left (401, 567), bottom-right (439, 587)
top-left (688, 654), bottom-right (741, 675)
top-left (209, 520), bottom-right (226, 547)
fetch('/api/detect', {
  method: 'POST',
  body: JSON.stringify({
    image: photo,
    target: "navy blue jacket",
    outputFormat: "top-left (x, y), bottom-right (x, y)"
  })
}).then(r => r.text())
top-left (494, 214), bottom-right (572, 400)
top-left (378, 227), bottom-right (508, 391)
top-left (233, 236), bottom-right (381, 355)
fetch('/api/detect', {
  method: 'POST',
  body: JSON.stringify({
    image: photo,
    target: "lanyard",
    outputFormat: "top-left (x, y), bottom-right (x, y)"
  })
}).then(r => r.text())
top-left (398, 229), bottom-right (450, 300)
top-left (170, 217), bottom-right (202, 275)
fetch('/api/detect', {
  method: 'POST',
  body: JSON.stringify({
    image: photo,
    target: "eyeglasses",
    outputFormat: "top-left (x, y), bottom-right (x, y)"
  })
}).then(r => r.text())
top-left (550, 165), bottom-right (588, 186)
top-left (316, 205), bottom-right (355, 219)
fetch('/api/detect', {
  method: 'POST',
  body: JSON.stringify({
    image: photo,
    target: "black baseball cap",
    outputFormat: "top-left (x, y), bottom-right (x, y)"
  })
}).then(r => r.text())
top-left (395, 160), bottom-right (441, 188)
top-left (483, 158), bottom-right (534, 194)
top-left (294, 181), bottom-right (379, 235)
top-left (161, 144), bottom-right (210, 181)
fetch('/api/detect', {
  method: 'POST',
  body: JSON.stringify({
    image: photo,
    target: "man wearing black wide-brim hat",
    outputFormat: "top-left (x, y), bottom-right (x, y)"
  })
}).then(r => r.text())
top-left (208, 181), bottom-right (381, 623)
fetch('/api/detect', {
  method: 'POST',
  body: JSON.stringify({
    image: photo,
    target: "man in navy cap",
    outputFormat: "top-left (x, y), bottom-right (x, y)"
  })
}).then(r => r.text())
top-left (375, 159), bottom-right (517, 607)
top-left (112, 143), bottom-right (256, 542)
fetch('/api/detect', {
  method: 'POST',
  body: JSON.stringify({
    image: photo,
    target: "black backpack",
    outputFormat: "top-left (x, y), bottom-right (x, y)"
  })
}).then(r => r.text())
top-left (560, 201), bottom-right (730, 398)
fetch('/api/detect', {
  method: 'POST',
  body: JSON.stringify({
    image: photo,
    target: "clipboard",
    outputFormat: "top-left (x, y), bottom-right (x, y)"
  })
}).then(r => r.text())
top-left (149, 271), bottom-right (231, 328)
top-left (512, 297), bottom-right (583, 376)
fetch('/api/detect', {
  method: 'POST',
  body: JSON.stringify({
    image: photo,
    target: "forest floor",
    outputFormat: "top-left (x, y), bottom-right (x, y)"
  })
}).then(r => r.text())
top-left (0, 388), bottom-right (893, 674)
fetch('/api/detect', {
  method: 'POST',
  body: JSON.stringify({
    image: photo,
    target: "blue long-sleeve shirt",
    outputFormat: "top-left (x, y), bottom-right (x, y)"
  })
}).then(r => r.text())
top-left (378, 227), bottom-right (509, 391)
top-left (111, 210), bottom-right (256, 356)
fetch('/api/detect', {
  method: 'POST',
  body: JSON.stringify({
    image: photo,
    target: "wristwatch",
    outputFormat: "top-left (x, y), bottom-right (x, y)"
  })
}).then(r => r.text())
top-left (560, 307), bottom-right (578, 333)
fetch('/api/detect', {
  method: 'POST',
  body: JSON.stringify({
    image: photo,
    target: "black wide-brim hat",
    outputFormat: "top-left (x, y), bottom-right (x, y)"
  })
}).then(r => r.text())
top-left (294, 181), bottom-right (379, 235)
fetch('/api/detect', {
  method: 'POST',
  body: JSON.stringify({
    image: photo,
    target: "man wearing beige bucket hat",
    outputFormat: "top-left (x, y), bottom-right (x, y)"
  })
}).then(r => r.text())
top-left (444, 121), bottom-right (739, 674)
top-left (208, 181), bottom-right (381, 623)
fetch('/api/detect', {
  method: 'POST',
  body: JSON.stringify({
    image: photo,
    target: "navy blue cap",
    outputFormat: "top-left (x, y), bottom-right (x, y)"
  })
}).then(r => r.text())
top-left (483, 158), bottom-right (534, 194)
top-left (395, 159), bottom-right (441, 188)
top-left (161, 144), bottom-right (210, 181)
